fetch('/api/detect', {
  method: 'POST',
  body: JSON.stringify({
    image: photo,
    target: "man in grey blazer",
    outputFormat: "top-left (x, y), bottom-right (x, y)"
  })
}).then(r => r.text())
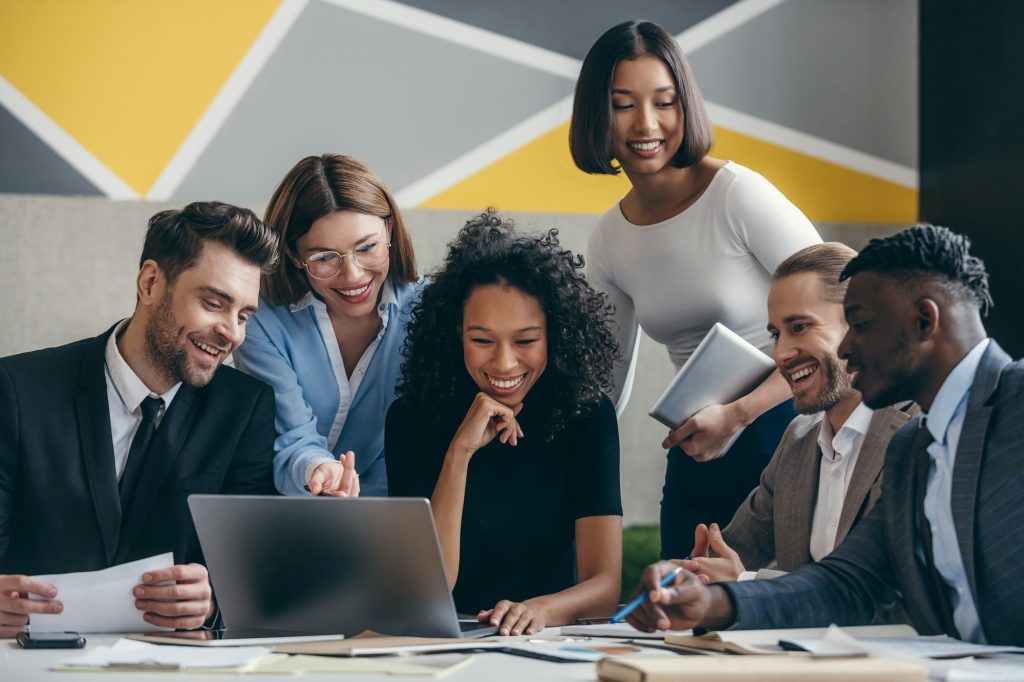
top-left (627, 225), bottom-right (1023, 645)
top-left (682, 243), bottom-right (915, 583)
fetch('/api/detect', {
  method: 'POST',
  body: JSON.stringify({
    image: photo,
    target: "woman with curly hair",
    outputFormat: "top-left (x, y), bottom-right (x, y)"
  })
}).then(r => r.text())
top-left (386, 211), bottom-right (622, 635)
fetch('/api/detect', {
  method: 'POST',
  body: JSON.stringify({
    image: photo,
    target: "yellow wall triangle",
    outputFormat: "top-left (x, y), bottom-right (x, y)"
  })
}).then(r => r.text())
top-left (421, 121), bottom-right (918, 224)
top-left (0, 0), bottom-right (282, 195)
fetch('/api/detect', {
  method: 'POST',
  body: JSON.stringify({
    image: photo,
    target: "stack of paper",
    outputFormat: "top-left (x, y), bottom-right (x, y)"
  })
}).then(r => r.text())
top-left (58, 639), bottom-right (274, 672)
top-left (781, 625), bottom-right (1024, 659)
top-left (560, 623), bottom-right (692, 640)
top-left (664, 624), bottom-right (917, 654)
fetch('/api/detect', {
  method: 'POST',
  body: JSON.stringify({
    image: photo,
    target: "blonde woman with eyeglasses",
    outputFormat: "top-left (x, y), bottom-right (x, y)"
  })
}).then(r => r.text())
top-left (234, 154), bottom-right (420, 497)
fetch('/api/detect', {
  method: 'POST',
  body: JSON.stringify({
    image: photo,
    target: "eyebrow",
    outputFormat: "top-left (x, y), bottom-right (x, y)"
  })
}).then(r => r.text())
top-left (201, 286), bottom-right (258, 314)
top-left (611, 86), bottom-right (676, 94)
top-left (304, 232), bottom-right (382, 253)
top-left (466, 325), bottom-right (544, 333)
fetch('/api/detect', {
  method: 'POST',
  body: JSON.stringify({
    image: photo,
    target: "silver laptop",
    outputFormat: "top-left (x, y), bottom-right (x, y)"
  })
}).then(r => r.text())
top-left (187, 496), bottom-right (496, 639)
top-left (648, 322), bottom-right (776, 429)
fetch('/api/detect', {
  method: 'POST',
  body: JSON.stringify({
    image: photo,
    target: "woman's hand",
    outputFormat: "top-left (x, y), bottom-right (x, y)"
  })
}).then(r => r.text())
top-left (478, 599), bottom-right (547, 636)
top-left (307, 451), bottom-right (360, 497)
top-left (662, 403), bottom-right (746, 462)
top-left (679, 523), bottom-right (746, 583)
top-left (448, 393), bottom-right (523, 459)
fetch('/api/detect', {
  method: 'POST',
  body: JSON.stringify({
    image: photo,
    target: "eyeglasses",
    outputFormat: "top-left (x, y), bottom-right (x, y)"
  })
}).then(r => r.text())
top-left (297, 237), bottom-right (391, 280)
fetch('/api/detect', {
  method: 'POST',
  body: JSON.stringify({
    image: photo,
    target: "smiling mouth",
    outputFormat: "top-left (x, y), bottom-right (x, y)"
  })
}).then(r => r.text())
top-left (786, 363), bottom-right (819, 389)
top-left (191, 338), bottom-right (226, 360)
top-left (334, 282), bottom-right (371, 297)
top-left (628, 140), bottom-right (663, 153)
top-left (485, 373), bottom-right (526, 391)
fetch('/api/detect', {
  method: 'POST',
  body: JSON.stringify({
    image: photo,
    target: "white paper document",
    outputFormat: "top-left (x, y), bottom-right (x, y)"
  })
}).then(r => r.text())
top-left (61, 639), bottom-right (271, 670)
top-left (782, 624), bottom-right (1024, 659)
top-left (560, 622), bottom-right (692, 639)
top-left (30, 553), bottom-right (175, 633)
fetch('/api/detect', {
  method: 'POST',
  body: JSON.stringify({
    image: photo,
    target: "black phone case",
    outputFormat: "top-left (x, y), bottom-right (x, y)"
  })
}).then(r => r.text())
top-left (16, 632), bottom-right (86, 649)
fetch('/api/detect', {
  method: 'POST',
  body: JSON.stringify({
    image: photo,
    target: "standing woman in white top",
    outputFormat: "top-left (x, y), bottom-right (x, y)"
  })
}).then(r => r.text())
top-left (570, 20), bottom-right (821, 558)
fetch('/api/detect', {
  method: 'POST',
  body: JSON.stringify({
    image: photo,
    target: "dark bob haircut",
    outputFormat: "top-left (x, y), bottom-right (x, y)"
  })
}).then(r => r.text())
top-left (142, 201), bottom-right (278, 284)
top-left (840, 224), bottom-right (993, 316)
top-left (570, 20), bottom-right (713, 175)
top-left (397, 210), bottom-right (620, 441)
top-left (262, 153), bottom-right (417, 307)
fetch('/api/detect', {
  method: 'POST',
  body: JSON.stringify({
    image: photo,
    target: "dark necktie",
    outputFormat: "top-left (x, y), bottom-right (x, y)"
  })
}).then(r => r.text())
top-left (119, 396), bottom-right (163, 508)
top-left (914, 424), bottom-right (960, 637)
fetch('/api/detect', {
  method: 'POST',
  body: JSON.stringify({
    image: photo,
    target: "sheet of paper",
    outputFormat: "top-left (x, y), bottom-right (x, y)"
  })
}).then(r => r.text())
top-left (60, 639), bottom-right (272, 670)
top-left (783, 624), bottom-right (1024, 659)
top-left (30, 553), bottom-right (174, 633)
top-left (559, 622), bottom-right (693, 639)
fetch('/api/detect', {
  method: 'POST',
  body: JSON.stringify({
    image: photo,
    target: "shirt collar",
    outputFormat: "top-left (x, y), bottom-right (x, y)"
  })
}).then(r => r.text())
top-left (105, 319), bottom-right (182, 412)
top-left (817, 401), bottom-right (874, 460)
top-left (925, 338), bottom-right (990, 445)
top-left (290, 280), bottom-right (398, 322)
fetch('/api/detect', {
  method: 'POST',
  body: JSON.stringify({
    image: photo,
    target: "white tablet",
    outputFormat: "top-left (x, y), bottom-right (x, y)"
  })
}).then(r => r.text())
top-left (648, 323), bottom-right (776, 429)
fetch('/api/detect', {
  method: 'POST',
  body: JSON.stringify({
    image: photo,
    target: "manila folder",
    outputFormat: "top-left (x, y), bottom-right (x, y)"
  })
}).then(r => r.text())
top-left (597, 655), bottom-right (926, 682)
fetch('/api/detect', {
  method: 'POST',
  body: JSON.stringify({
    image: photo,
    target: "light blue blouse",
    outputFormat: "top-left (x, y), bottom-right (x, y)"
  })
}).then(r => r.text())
top-left (234, 279), bottom-right (421, 496)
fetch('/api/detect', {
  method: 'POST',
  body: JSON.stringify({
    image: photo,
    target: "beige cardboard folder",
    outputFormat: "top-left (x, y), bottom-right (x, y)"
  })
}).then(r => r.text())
top-left (597, 655), bottom-right (927, 681)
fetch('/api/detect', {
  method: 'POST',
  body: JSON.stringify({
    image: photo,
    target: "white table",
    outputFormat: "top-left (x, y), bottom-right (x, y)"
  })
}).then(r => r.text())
top-left (0, 633), bottom-right (607, 681)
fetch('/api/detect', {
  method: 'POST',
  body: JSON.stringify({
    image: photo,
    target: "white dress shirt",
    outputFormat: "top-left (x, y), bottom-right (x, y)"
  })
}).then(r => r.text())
top-left (808, 402), bottom-right (875, 561)
top-left (104, 320), bottom-right (182, 480)
top-left (921, 338), bottom-right (990, 643)
top-left (292, 280), bottom-right (396, 483)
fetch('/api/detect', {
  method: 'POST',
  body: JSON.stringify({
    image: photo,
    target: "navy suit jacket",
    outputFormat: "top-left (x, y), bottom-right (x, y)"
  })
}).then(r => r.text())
top-left (0, 328), bottom-right (276, 575)
top-left (722, 340), bottom-right (1024, 645)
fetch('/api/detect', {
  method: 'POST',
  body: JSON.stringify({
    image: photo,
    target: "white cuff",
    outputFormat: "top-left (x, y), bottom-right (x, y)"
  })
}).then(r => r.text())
top-left (303, 457), bottom-right (340, 487)
top-left (737, 571), bottom-right (758, 582)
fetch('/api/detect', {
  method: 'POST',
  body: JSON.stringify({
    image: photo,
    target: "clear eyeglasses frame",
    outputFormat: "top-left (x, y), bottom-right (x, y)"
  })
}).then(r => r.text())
top-left (297, 237), bottom-right (391, 280)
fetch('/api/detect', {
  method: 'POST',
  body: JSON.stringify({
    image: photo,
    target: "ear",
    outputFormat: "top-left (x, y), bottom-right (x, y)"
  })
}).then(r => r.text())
top-left (136, 259), bottom-right (165, 305)
top-left (914, 297), bottom-right (941, 341)
top-left (282, 243), bottom-right (300, 268)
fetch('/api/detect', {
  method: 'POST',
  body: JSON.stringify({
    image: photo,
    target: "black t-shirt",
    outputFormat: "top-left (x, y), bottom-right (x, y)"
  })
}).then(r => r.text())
top-left (385, 390), bottom-right (622, 614)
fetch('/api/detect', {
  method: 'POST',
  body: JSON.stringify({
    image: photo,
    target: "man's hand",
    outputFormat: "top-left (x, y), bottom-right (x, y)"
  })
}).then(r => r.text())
top-left (0, 575), bottom-right (61, 638)
top-left (662, 403), bottom-right (745, 462)
top-left (133, 564), bottom-right (213, 630)
top-left (681, 523), bottom-right (746, 583)
top-left (308, 450), bottom-right (360, 497)
top-left (624, 561), bottom-right (734, 632)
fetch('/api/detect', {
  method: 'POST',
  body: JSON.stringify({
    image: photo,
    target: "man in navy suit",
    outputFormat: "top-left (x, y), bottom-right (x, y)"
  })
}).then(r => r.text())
top-left (0, 202), bottom-right (279, 636)
top-left (627, 225), bottom-right (1024, 645)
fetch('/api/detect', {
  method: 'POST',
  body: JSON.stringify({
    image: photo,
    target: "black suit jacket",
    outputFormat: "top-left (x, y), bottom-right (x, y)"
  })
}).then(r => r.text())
top-left (0, 327), bottom-right (276, 575)
top-left (723, 340), bottom-right (1024, 645)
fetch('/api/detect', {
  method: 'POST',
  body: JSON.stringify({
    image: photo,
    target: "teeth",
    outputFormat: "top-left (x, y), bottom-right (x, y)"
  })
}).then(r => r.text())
top-left (790, 366), bottom-right (818, 381)
top-left (487, 374), bottom-right (526, 389)
top-left (192, 339), bottom-right (221, 356)
top-left (630, 141), bottom-right (661, 151)
top-left (337, 283), bottom-right (371, 297)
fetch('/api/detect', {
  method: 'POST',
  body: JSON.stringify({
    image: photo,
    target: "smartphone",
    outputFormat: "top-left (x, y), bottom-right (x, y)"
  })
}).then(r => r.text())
top-left (16, 631), bottom-right (86, 649)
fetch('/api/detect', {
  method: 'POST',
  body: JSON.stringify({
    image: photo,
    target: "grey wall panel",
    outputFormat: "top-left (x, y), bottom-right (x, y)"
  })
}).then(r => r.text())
top-left (688, 0), bottom-right (918, 167)
top-left (0, 193), bottom-right (901, 524)
top-left (395, 0), bottom-right (739, 59)
top-left (0, 105), bottom-right (102, 196)
top-left (172, 1), bottom-right (575, 205)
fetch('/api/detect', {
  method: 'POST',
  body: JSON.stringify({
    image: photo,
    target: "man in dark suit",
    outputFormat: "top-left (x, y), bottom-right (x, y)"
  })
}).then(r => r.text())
top-left (681, 243), bottom-right (915, 584)
top-left (627, 225), bottom-right (1024, 645)
top-left (0, 202), bottom-right (279, 636)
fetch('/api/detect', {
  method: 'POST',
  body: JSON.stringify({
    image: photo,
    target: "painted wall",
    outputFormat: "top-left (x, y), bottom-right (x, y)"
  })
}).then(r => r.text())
top-left (1, 0), bottom-right (918, 224)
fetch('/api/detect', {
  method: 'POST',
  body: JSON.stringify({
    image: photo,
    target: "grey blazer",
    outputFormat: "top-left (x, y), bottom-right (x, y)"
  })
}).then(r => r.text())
top-left (722, 403), bottom-right (915, 573)
top-left (722, 341), bottom-right (1024, 645)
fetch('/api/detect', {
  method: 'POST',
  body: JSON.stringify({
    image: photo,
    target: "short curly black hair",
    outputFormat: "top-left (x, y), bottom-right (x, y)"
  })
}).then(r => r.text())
top-left (397, 210), bottom-right (620, 441)
top-left (840, 224), bottom-right (993, 315)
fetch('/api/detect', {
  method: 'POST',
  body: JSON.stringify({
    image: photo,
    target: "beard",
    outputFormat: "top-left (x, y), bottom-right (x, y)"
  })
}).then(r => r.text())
top-left (793, 351), bottom-right (854, 415)
top-left (144, 290), bottom-right (219, 388)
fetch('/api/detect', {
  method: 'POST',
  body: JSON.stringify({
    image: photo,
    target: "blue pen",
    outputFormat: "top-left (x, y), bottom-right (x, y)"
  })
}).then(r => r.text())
top-left (610, 566), bottom-right (685, 624)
